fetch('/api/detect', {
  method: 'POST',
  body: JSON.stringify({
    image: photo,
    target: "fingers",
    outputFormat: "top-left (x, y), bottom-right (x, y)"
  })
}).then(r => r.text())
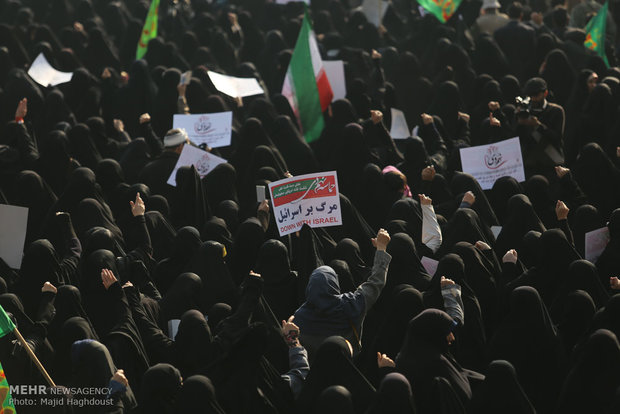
top-left (288, 315), bottom-right (295, 323)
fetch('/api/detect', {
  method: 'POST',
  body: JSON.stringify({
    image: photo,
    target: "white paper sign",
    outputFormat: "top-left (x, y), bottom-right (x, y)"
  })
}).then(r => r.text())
top-left (361, 0), bottom-right (390, 26)
top-left (167, 145), bottom-right (227, 187)
top-left (27, 53), bottom-right (73, 87)
top-left (459, 137), bottom-right (525, 190)
top-left (173, 112), bottom-right (232, 148)
top-left (390, 108), bottom-right (410, 139)
top-left (269, 171), bottom-right (342, 236)
top-left (421, 256), bottom-right (439, 275)
top-left (207, 71), bottom-right (264, 98)
top-left (168, 319), bottom-right (180, 340)
top-left (0, 204), bottom-right (29, 269)
top-left (491, 226), bottom-right (502, 240)
top-left (323, 60), bottom-right (346, 102)
top-left (585, 227), bottom-right (610, 263)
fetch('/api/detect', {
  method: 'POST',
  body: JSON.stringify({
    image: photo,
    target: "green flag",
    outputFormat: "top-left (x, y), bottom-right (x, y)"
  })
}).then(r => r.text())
top-left (584, 1), bottom-right (609, 67)
top-left (0, 361), bottom-right (16, 413)
top-left (136, 0), bottom-right (160, 60)
top-left (418, 0), bottom-right (463, 23)
top-left (0, 305), bottom-right (15, 338)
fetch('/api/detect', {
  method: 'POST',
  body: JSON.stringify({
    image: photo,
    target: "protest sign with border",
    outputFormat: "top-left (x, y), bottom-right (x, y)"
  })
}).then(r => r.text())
top-left (459, 137), bottom-right (525, 190)
top-left (173, 112), bottom-right (232, 148)
top-left (268, 171), bottom-right (342, 236)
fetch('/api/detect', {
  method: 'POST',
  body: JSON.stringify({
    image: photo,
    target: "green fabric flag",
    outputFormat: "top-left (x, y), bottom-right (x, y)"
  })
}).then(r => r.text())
top-left (282, 12), bottom-right (333, 143)
top-left (418, 0), bottom-right (463, 23)
top-left (584, 1), bottom-right (609, 67)
top-left (136, 0), bottom-right (160, 60)
top-left (0, 361), bottom-right (16, 414)
top-left (0, 305), bottom-right (15, 338)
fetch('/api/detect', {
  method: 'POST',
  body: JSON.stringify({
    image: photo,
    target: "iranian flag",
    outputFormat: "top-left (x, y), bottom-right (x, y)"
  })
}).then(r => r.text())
top-left (282, 12), bottom-right (333, 143)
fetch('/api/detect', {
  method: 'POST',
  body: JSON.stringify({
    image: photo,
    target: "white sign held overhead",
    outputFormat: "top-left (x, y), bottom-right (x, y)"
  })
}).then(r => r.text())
top-left (390, 108), bottom-right (410, 139)
top-left (0, 204), bottom-right (29, 269)
top-left (361, 0), bottom-right (390, 27)
top-left (173, 112), bottom-right (232, 148)
top-left (207, 71), bottom-right (264, 98)
top-left (459, 137), bottom-right (526, 190)
top-left (167, 145), bottom-right (227, 187)
top-left (322, 60), bottom-right (346, 102)
top-left (28, 53), bottom-right (74, 87)
top-left (585, 227), bottom-right (610, 263)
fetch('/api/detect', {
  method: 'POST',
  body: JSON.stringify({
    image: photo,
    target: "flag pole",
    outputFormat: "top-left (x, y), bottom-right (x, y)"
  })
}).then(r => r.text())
top-left (12, 327), bottom-right (56, 387)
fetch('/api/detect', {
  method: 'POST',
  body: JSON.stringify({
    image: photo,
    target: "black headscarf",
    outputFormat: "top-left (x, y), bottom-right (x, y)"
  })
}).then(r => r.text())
top-left (425, 253), bottom-right (487, 370)
top-left (556, 329), bottom-right (620, 414)
top-left (173, 310), bottom-right (215, 378)
top-left (507, 229), bottom-right (581, 306)
top-left (70, 340), bottom-right (137, 412)
top-left (153, 225), bottom-right (202, 293)
top-left (255, 239), bottom-right (299, 321)
top-left (556, 290), bottom-right (596, 357)
top-left (138, 363), bottom-right (183, 414)
top-left (396, 309), bottom-right (477, 413)
top-left (159, 272), bottom-right (204, 323)
top-left (184, 241), bottom-right (237, 310)
top-left (202, 163), bottom-right (239, 213)
top-left (384, 233), bottom-right (431, 293)
top-left (230, 217), bottom-right (265, 286)
top-left (297, 336), bottom-right (376, 414)
top-left (13, 170), bottom-right (58, 244)
top-left (570, 204), bottom-right (604, 258)
top-left (175, 375), bottom-right (226, 414)
top-left (469, 360), bottom-right (536, 414)
top-left (439, 208), bottom-right (495, 255)
top-left (488, 286), bottom-right (566, 413)
top-left (495, 194), bottom-right (546, 257)
top-left (573, 143), bottom-right (620, 220)
top-left (450, 172), bottom-right (499, 228)
top-left (489, 176), bottom-right (523, 226)
top-left (171, 165), bottom-right (210, 230)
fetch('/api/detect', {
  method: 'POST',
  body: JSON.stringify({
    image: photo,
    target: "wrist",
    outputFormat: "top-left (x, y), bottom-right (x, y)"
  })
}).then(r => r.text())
top-left (15, 116), bottom-right (24, 124)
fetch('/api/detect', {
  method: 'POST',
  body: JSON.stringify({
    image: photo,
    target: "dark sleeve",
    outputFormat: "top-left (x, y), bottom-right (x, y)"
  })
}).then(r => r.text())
top-left (126, 215), bottom-right (153, 260)
top-left (138, 121), bottom-right (164, 157)
top-left (557, 171), bottom-right (588, 210)
top-left (538, 106), bottom-right (565, 149)
top-left (106, 282), bottom-right (134, 333)
top-left (557, 219), bottom-right (574, 247)
top-left (36, 291), bottom-right (56, 327)
top-left (55, 213), bottom-right (81, 286)
top-left (124, 285), bottom-right (173, 363)
top-left (362, 119), bottom-right (403, 166)
top-left (214, 275), bottom-right (263, 350)
top-left (13, 122), bottom-right (39, 168)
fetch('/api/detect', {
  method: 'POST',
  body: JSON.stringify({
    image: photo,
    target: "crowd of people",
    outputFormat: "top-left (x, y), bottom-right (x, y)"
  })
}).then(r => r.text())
top-left (2, 0), bottom-right (620, 412)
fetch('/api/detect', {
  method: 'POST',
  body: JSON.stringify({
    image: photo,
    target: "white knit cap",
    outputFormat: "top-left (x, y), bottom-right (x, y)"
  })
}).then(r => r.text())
top-left (163, 128), bottom-right (188, 148)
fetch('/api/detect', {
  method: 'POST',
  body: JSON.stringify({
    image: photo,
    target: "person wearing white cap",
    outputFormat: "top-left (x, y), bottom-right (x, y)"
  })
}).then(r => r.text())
top-left (472, 0), bottom-right (509, 36)
top-left (138, 128), bottom-right (191, 202)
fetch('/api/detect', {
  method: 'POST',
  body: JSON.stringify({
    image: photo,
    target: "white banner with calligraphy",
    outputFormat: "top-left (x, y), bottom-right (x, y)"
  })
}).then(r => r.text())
top-left (268, 171), bottom-right (342, 236)
top-left (173, 112), bottom-right (232, 148)
top-left (459, 137), bottom-right (525, 190)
